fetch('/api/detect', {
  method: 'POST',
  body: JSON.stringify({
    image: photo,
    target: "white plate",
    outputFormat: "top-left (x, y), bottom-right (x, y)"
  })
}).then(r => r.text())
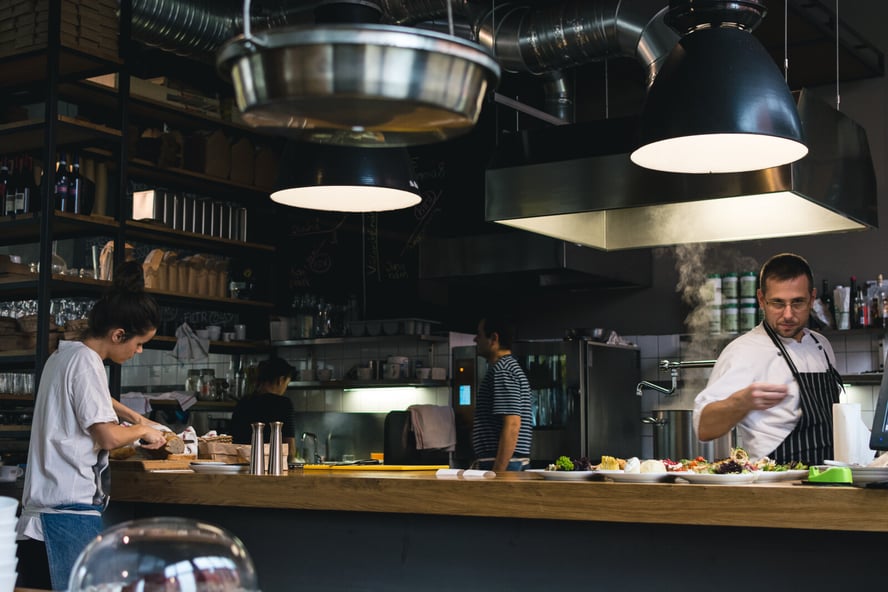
top-left (602, 471), bottom-right (673, 483)
top-left (526, 469), bottom-right (598, 481)
top-left (190, 462), bottom-right (249, 475)
top-left (752, 469), bottom-right (808, 482)
top-left (851, 467), bottom-right (888, 484)
top-left (674, 472), bottom-right (757, 484)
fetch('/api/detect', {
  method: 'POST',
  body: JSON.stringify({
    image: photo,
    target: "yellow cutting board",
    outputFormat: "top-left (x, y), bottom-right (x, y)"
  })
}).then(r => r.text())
top-left (302, 464), bottom-right (448, 471)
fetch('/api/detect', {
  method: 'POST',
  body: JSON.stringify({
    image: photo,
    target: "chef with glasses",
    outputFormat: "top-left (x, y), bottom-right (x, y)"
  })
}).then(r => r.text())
top-left (694, 253), bottom-right (843, 465)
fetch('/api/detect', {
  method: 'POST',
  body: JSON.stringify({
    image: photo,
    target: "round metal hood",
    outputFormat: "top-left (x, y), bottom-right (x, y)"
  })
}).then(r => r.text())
top-left (217, 24), bottom-right (501, 147)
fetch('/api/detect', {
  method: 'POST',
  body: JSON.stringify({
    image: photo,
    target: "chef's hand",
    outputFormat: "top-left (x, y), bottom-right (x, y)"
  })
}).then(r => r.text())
top-left (742, 382), bottom-right (789, 411)
top-left (139, 426), bottom-right (168, 450)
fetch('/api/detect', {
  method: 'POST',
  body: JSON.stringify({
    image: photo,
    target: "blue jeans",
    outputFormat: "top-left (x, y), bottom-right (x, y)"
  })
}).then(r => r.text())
top-left (41, 504), bottom-right (104, 591)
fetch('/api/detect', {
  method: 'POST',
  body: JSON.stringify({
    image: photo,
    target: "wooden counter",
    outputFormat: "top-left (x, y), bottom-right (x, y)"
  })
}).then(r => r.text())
top-left (110, 467), bottom-right (888, 532)
top-left (107, 469), bottom-right (888, 591)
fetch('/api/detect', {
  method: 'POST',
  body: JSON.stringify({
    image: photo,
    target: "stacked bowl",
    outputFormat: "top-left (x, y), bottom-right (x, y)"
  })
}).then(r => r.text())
top-left (0, 496), bottom-right (17, 591)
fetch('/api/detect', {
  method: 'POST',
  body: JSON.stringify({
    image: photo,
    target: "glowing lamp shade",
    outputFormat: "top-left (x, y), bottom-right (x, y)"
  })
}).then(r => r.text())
top-left (272, 144), bottom-right (421, 212)
top-left (631, 26), bottom-right (808, 174)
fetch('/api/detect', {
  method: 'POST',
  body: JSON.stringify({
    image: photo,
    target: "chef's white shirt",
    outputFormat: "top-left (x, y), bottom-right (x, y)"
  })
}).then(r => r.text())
top-left (693, 323), bottom-right (837, 461)
top-left (17, 340), bottom-right (117, 541)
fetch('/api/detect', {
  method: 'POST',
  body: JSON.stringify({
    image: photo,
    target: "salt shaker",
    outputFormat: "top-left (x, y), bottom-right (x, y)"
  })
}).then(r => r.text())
top-left (268, 421), bottom-right (283, 476)
top-left (249, 422), bottom-right (265, 475)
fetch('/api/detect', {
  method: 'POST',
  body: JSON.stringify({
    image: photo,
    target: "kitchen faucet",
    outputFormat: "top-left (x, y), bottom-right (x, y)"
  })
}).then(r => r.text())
top-left (635, 359), bottom-right (717, 397)
top-left (300, 432), bottom-right (320, 463)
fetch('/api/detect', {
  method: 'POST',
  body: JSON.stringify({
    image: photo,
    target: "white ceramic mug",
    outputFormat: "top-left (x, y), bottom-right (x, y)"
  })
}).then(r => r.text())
top-left (0, 466), bottom-right (22, 483)
top-left (206, 325), bottom-right (222, 341)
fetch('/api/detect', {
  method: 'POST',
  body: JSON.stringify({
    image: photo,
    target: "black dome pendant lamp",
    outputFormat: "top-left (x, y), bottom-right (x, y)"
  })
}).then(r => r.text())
top-left (631, 0), bottom-right (808, 174)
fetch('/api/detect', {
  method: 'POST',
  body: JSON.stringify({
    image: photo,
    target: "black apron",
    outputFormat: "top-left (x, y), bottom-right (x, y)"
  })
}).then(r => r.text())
top-left (763, 323), bottom-right (843, 465)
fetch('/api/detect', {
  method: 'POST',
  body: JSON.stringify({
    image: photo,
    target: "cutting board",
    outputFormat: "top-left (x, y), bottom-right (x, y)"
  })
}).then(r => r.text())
top-left (111, 456), bottom-right (196, 471)
top-left (302, 464), bottom-right (448, 471)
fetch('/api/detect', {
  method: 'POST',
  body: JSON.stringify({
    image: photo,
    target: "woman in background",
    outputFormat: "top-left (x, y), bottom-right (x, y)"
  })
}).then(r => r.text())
top-left (16, 261), bottom-right (168, 590)
top-left (230, 357), bottom-right (297, 465)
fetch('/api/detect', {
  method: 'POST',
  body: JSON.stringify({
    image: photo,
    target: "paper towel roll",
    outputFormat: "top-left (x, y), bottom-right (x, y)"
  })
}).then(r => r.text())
top-left (436, 468), bottom-right (464, 479)
top-left (833, 403), bottom-right (876, 465)
top-left (462, 469), bottom-right (495, 479)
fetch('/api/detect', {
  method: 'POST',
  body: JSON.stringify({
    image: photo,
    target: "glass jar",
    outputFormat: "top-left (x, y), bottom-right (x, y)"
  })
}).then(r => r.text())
top-left (185, 369), bottom-right (201, 394)
top-left (198, 368), bottom-right (216, 401)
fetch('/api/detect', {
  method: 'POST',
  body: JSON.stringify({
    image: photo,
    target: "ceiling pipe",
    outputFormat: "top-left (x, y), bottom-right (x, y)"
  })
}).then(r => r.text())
top-left (129, 0), bottom-right (678, 87)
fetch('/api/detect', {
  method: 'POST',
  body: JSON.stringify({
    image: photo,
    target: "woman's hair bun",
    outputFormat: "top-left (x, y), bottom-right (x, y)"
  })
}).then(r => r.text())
top-left (111, 260), bottom-right (146, 293)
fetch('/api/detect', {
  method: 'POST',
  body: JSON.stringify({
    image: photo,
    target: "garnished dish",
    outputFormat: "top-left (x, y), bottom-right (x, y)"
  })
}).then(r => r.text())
top-left (535, 449), bottom-right (809, 484)
top-left (528, 455), bottom-right (599, 480)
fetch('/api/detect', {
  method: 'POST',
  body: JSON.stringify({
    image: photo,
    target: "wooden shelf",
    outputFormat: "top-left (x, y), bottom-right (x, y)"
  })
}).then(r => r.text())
top-left (0, 115), bottom-right (121, 152)
top-left (63, 79), bottom-right (279, 139)
top-left (147, 335), bottom-right (271, 354)
top-left (148, 399), bottom-right (236, 413)
top-left (0, 46), bottom-right (120, 90)
top-left (287, 379), bottom-right (449, 390)
top-left (145, 288), bottom-right (273, 310)
top-left (127, 158), bottom-right (273, 199)
top-left (272, 334), bottom-right (448, 347)
top-left (124, 219), bottom-right (275, 255)
top-left (0, 211), bottom-right (119, 245)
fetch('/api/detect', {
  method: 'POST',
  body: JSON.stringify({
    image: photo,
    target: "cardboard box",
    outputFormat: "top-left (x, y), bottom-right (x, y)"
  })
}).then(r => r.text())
top-left (184, 129), bottom-right (230, 178)
top-left (253, 144), bottom-right (279, 189)
top-left (229, 137), bottom-right (254, 184)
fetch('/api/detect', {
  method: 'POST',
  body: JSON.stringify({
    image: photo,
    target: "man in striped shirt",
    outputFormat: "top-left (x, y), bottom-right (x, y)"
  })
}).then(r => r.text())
top-left (471, 314), bottom-right (533, 472)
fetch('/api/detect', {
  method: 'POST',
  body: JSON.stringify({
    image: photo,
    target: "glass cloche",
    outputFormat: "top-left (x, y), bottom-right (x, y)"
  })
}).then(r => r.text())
top-left (69, 517), bottom-right (259, 591)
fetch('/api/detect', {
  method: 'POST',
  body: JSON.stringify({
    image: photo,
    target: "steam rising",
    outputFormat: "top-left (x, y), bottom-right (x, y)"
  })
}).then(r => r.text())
top-left (667, 243), bottom-right (760, 397)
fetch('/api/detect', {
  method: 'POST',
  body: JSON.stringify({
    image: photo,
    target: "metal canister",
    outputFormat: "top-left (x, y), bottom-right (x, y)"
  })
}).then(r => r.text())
top-left (250, 422), bottom-right (266, 475)
top-left (268, 421), bottom-right (283, 476)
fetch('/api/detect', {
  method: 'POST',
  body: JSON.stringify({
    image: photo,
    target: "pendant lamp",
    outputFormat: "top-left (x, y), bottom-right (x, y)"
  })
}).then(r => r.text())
top-left (630, 0), bottom-right (808, 174)
top-left (271, 143), bottom-right (421, 213)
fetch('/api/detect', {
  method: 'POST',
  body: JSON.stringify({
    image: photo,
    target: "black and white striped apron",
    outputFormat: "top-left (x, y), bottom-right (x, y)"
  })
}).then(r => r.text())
top-left (764, 323), bottom-right (843, 465)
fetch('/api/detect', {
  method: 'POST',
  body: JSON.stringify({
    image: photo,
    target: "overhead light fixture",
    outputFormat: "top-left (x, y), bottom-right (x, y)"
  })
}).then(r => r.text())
top-left (487, 89), bottom-right (876, 250)
top-left (630, 0), bottom-right (808, 173)
top-left (272, 143), bottom-right (421, 212)
top-left (216, 1), bottom-right (500, 147)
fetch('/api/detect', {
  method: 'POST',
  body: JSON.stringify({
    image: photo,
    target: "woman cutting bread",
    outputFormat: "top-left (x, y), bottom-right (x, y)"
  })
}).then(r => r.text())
top-left (16, 261), bottom-right (169, 590)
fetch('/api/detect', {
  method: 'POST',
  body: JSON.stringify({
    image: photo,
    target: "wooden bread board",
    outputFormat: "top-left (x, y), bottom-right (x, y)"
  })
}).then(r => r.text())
top-left (111, 455), bottom-right (196, 471)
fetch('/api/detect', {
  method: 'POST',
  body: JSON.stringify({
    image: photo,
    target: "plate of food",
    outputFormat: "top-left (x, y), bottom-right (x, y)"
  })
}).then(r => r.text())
top-left (190, 461), bottom-right (249, 475)
top-left (526, 469), bottom-right (599, 481)
top-left (673, 472), bottom-right (757, 485)
top-left (602, 471), bottom-right (675, 483)
top-left (752, 469), bottom-right (809, 482)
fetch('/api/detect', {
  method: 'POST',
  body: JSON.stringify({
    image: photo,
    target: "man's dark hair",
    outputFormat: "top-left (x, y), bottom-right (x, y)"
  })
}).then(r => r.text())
top-left (482, 314), bottom-right (517, 350)
top-left (759, 253), bottom-right (814, 295)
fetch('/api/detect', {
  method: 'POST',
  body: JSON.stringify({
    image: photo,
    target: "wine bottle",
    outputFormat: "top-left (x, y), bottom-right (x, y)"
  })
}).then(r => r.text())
top-left (0, 158), bottom-right (10, 216)
top-left (54, 153), bottom-right (69, 212)
top-left (69, 153), bottom-right (81, 214)
top-left (19, 156), bottom-right (34, 214)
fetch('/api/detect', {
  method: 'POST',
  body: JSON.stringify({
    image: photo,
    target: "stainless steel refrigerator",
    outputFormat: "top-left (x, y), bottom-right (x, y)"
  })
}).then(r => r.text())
top-left (453, 339), bottom-right (641, 467)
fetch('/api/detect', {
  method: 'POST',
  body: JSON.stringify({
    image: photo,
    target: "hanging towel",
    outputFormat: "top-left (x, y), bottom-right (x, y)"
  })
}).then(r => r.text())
top-left (407, 404), bottom-right (456, 451)
top-left (170, 322), bottom-right (209, 363)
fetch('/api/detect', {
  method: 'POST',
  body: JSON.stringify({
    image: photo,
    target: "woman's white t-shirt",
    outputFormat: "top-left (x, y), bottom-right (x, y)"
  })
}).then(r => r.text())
top-left (17, 340), bottom-right (117, 541)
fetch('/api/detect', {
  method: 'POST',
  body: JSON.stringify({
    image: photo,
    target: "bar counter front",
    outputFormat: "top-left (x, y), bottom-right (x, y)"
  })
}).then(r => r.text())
top-left (107, 466), bottom-right (888, 591)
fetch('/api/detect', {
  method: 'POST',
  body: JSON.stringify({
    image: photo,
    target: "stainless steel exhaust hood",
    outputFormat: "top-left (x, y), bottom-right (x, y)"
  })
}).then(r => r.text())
top-left (486, 89), bottom-right (877, 251)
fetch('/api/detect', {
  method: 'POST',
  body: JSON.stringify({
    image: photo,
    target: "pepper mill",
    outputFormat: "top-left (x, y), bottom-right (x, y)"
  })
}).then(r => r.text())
top-left (268, 421), bottom-right (283, 476)
top-left (249, 422), bottom-right (265, 475)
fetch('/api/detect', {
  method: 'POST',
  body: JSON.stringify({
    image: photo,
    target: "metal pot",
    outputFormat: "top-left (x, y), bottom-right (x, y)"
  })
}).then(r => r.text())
top-left (642, 410), bottom-right (733, 460)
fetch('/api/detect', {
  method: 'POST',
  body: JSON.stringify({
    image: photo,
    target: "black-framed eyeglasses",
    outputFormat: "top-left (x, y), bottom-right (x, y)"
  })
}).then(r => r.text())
top-left (764, 298), bottom-right (809, 313)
